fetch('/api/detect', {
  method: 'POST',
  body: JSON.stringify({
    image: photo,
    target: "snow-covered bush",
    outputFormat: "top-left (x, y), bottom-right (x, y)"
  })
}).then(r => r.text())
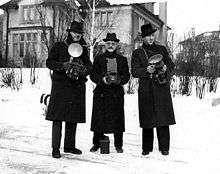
top-left (0, 68), bottom-right (22, 90)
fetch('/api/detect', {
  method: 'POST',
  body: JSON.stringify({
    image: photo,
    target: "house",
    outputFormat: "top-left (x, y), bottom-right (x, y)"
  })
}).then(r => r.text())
top-left (0, 0), bottom-right (169, 67)
top-left (0, 0), bottom-right (71, 67)
top-left (177, 30), bottom-right (220, 76)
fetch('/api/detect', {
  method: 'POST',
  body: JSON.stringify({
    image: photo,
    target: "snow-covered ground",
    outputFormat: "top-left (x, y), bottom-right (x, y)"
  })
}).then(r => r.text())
top-left (0, 69), bottom-right (220, 174)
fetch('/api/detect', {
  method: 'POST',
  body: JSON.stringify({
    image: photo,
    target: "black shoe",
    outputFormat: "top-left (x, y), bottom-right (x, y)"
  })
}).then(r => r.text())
top-left (142, 151), bottom-right (150, 156)
top-left (64, 147), bottom-right (82, 154)
top-left (52, 148), bottom-right (61, 158)
top-left (90, 145), bottom-right (100, 152)
top-left (116, 147), bottom-right (123, 153)
top-left (161, 150), bottom-right (169, 156)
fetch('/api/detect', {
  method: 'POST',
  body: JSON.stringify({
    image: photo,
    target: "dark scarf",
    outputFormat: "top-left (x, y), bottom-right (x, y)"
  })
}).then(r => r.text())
top-left (142, 42), bottom-right (158, 57)
top-left (104, 50), bottom-right (117, 58)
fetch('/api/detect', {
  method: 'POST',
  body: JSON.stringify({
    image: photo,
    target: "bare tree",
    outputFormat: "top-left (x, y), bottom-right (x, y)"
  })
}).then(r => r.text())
top-left (36, 0), bottom-right (121, 62)
top-left (75, 0), bottom-right (121, 61)
top-left (36, 2), bottom-right (72, 51)
top-left (176, 28), bottom-right (220, 98)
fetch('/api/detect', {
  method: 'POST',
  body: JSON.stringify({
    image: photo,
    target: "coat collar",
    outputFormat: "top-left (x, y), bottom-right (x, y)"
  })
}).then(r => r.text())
top-left (142, 42), bottom-right (156, 49)
top-left (104, 50), bottom-right (118, 58)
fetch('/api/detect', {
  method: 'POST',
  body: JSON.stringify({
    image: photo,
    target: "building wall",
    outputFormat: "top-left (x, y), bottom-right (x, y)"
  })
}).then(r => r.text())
top-left (93, 6), bottom-right (132, 45)
top-left (131, 6), bottom-right (164, 45)
top-left (158, 2), bottom-right (168, 45)
top-left (8, 0), bottom-right (53, 28)
top-left (1, 0), bottom-right (54, 67)
top-left (92, 6), bottom-right (133, 68)
top-left (0, 14), bottom-right (3, 52)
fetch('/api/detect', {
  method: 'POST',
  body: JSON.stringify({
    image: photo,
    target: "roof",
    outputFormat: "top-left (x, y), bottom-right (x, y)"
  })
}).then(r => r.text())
top-left (40, 0), bottom-right (67, 6)
top-left (0, 0), bottom-right (67, 10)
top-left (0, 0), bottom-right (20, 10)
top-left (93, 1), bottom-right (164, 27)
top-left (77, 0), bottom-right (111, 9)
top-left (0, 0), bottom-right (164, 27)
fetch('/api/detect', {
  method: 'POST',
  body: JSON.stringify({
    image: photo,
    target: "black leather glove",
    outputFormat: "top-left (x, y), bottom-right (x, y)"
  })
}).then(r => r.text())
top-left (115, 75), bottom-right (121, 85)
top-left (105, 73), bottom-right (120, 85)
top-left (63, 62), bottom-right (71, 70)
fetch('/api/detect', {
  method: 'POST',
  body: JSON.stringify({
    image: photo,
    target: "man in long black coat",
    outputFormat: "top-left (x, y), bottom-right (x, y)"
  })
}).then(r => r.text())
top-left (131, 23), bottom-right (176, 156)
top-left (46, 21), bottom-right (92, 158)
top-left (90, 33), bottom-right (130, 153)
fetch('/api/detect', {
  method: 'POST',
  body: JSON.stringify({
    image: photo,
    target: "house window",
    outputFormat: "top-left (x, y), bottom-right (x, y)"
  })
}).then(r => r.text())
top-left (12, 33), bottom-right (38, 58)
top-left (101, 12), bottom-right (107, 27)
top-left (95, 12), bottom-right (100, 27)
top-left (22, 6), bottom-right (40, 23)
top-left (13, 34), bottom-right (19, 57)
top-left (95, 11), bottom-right (113, 27)
top-left (107, 12), bottom-right (113, 25)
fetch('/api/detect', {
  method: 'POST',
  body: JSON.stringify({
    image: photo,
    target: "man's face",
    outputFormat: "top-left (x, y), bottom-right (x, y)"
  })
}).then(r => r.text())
top-left (70, 31), bottom-right (82, 42)
top-left (105, 41), bottom-right (118, 52)
top-left (143, 33), bottom-right (155, 45)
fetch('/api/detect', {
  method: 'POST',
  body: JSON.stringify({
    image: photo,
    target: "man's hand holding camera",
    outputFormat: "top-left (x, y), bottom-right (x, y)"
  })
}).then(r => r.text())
top-left (64, 58), bottom-right (87, 80)
top-left (147, 64), bottom-right (167, 73)
top-left (102, 73), bottom-right (121, 85)
top-left (147, 65), bottom-right (156, 74)
top-left (161, 64), bottom-right (167, 73)
top-left (63, 61), bottom-right (72, 71)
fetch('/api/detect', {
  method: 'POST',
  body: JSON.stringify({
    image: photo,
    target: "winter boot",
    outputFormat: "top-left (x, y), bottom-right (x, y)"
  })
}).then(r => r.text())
top-left (64, 147), bottom-right (82, 154)
top-left (52, 148), bottom-right (61, 158)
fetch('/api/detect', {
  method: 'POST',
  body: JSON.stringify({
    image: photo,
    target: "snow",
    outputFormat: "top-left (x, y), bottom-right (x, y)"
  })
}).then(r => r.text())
top-left (0, 68), bottom-right (220, 174)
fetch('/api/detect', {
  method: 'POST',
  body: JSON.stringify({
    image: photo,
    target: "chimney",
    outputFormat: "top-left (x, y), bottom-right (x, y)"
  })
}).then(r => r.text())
top-left (159, 2), bottom-right (167, 24)
top-left (144, 2), bottom-right (155, 14)
top-left (158, 2), bottom-right (168, 45)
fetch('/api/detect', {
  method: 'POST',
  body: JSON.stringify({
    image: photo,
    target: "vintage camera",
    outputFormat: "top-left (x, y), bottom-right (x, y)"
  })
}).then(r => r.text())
top-left (105, 58), bottom-right (118, 84)
top-left (148, 54), bottom-right (168, 85)
top-left (106, 72), bottom-right (118, 84)
top-left (66, 43), bottom-right (83, 80)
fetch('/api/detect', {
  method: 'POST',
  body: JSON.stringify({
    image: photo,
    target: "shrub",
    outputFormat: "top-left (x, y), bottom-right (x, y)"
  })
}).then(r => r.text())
top-left (0, 68), bottom-right (22, 90)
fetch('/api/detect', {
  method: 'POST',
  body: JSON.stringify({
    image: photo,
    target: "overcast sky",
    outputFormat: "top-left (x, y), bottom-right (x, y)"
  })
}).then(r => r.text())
top-left (1, 0), bottom-right (220, 41)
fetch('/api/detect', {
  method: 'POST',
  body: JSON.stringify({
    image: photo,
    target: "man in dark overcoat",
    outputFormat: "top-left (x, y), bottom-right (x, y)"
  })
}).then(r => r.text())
top-left (131, 23), bottom-right (176, 156)
top-left (90, 33), bottom-right (130, 153)
top-left (46, 21), bottom-right (92, 158)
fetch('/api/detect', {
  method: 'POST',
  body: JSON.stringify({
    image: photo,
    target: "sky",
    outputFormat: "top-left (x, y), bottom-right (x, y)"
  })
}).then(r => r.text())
top-left (0, 0), bottom-right (220, 41)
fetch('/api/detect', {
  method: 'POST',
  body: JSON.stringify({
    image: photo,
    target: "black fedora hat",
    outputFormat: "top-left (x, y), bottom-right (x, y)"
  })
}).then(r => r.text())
top-left (66, 21), bottom-right (84, 34)
top-left (141, 23), bottom-right (157, 37)
top-left (103, 33), bottom-right (120, 42)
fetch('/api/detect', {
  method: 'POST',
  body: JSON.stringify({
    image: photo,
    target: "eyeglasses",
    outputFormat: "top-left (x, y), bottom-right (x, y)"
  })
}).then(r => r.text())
top-left (70, 32), bottom-right (82, 40)
top-left (105, 42), bottom-right (117, 46)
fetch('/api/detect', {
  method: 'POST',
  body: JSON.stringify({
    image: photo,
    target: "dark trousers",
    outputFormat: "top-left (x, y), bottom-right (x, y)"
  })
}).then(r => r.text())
top-left (142, 126), bottom-right (170, 152)
top-left (52, 121), bottom-right (77, 149)
top-left (92, 132), bottom-right (123, 148)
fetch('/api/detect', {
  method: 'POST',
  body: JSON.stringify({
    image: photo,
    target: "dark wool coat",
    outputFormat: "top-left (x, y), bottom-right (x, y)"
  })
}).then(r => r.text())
top-left (131, 43), bottom-right (176, 128)
top-left (46, 41), bottom-right (92, 123)
top-left (90, 51), bottom-right (130, 133)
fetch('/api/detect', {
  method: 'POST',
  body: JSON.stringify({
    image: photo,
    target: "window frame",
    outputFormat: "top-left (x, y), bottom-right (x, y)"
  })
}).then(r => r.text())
top-left (22, 5), bottom-right (40, 24)
top-left (12, 33), bottom-right (39, 58)
top-left (95, 11), bottom-right (114, 27)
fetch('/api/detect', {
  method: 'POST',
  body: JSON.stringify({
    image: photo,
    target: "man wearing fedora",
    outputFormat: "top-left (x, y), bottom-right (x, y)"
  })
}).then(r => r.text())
top-left (46, 20), bottom-right (92, 158)
top-left (131, 23), bottom-right (176, 156)
top-left (90, 33), bottom-right (130, 153)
